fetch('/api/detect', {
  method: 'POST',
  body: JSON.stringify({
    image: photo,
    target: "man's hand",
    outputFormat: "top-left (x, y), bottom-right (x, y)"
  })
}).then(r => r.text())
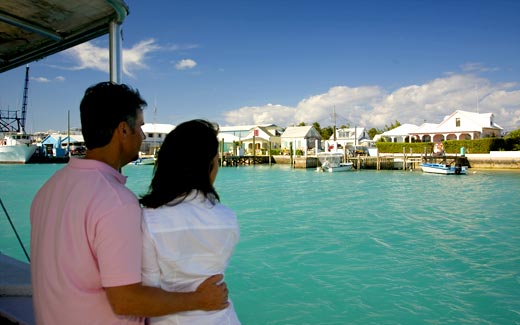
top-left (194, 274), bottom-right (229, 311)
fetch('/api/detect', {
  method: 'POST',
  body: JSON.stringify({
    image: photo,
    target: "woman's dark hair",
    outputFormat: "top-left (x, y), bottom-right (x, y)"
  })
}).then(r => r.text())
top-left (140, 119), bottom-right (220, 208)
top-left (80, 82), bottom-right (147, 149)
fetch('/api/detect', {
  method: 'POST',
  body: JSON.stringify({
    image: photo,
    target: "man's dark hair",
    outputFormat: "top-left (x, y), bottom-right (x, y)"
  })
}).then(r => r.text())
top-left (80, 82), bottom-right (147, 149)
top-left (140, 119), bottom-right (220, 209)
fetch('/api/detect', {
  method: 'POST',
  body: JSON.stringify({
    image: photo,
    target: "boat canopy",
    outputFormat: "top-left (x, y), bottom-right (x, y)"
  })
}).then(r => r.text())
top-left (0, 0), bottom-right (128, 73)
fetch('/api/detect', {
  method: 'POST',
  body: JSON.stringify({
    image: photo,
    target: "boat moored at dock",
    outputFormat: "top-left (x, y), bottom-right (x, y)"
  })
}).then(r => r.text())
top-left (0, 133), bottom-right (37, 164)
top-left (420, 162), bottom-right (467, 175)
top-left (316, 152), bottom-right (353, 172)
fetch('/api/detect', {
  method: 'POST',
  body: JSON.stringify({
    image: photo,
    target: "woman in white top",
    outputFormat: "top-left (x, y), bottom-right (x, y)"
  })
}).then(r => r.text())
top-left (140, 119), bottom-right (240, 324)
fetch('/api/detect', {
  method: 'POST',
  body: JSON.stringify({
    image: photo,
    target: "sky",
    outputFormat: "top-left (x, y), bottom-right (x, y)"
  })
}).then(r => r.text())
top-left (1, 0), bottom-right (519, 134)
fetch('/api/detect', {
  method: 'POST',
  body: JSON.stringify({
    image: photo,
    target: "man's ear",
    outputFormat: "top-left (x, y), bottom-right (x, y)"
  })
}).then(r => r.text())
top-left (119, 121), bottom-right (129, 135)
top-left (115, 121), bottom-right (129, 141)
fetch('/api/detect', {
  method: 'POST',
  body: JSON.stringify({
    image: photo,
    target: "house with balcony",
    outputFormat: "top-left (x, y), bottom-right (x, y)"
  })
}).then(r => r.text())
top-left (327, 127), bottom-right (370, 148)
top-left (379, 110), bottom-right (503, 144)
top-left (218, 124), bottom-right (284, 155)
top-left (141, 123), bottom-right (175, 155)
top-left (409, 110), bottom-right (502, 143)
top-left (241, 126), bottom-right (282, 155)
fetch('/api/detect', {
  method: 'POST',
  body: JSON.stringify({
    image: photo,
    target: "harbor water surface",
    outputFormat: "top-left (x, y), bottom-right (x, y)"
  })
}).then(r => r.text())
top-left (1, 163), bottom-right (519, 324)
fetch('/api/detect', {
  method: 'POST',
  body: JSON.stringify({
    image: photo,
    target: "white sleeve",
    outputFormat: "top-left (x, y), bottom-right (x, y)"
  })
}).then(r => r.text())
top-left (141, 218), bottom-right (161, 287)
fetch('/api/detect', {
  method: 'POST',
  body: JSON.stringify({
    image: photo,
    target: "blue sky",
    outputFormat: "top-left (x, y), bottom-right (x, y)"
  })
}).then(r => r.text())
top-left (1, 0), bottom-right (519, 133)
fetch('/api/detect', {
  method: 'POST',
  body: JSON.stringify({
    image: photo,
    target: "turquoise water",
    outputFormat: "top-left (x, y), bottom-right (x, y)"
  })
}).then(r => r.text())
top-left (1, 163), bottom-right (520, 324)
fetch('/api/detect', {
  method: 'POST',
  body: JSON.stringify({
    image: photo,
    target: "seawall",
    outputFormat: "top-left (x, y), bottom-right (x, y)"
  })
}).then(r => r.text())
top-left (465, 152), bottom-right (520, 169)
top-left (223, 152), bottom-right (520, 169)
top-left (273, 152), bottom-right (520, 169)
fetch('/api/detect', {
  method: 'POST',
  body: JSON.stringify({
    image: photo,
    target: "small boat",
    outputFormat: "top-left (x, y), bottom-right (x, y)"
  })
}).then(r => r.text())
top-left (420, 163), bottom-right (467, 175)
top-left (130, 156), bottom-right (156, 166)
top-left (317, 152), bottom-right (353, 172)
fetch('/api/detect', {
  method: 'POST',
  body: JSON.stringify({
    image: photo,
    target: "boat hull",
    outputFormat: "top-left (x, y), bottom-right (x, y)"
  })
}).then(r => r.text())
top-left (0, 145), bottom-right (37, 164)
top-left (317, 152), bottom-right (353, 172)
top-left (420, 163), bottom-right (467, 175)
top-left (322, 162), bottom-right (353, 172)
top-left (128, 157), bottom-right (156, 166)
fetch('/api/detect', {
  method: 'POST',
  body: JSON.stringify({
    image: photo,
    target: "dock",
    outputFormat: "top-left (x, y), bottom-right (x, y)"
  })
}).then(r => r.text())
top-left (220, 155), bottom-right (273, 166)
top-left (220, 153), bottom-right (470, 170)
top-left (0, 253), bottom-right (34, 325)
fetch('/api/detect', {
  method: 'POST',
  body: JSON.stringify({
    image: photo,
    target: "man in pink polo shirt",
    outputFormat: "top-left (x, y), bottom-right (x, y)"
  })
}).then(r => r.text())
top-left (30, 82), bottom-right (229, 324)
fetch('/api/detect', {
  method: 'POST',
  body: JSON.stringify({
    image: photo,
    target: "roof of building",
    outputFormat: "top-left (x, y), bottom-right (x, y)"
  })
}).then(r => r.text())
top-left (142, 123), bottom-right (175, 134)
top-left (0, 0), bottom-right (129, 73)
top-left (217, 133), bottom-right (240, 142)
top-left (219, 124), bottom-right (279, 132)
top-left (281, 125), bottom-right (320, 139)
top-left (381, 123), bottom-right (419, 137)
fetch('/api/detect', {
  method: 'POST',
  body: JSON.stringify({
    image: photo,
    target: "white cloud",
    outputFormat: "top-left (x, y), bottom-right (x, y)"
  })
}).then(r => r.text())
top-left (62, 38), bottom-right (161, 77)
top-left (460, 62), bottom-right (499, 73)
top-left (175, 59), bottom-right (197, 70)
top-left (123, 39), bottom-right (161, 77)
top-left (223, 74), bottom-right (520, 132)
top-left (30, 76), bottom-right (51, 83)
top-left (55, 76), bottom-right (65, 82)
top-left (223, 104), bottom-right (295, 126)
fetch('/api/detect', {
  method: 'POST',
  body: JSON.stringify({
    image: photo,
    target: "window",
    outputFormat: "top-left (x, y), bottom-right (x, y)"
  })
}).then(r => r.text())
top-left (455, 118), bottom-right (460, 127)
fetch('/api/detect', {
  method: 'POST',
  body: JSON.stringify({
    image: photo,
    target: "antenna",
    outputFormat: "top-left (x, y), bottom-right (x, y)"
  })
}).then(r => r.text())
top-left (333, 105), bottom-right (336, 141)
top-left (475, 85), bottom-right (479, 114)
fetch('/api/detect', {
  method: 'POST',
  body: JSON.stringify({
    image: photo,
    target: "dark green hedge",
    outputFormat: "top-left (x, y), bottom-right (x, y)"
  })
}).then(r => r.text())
top-left (375, 142), bottom-right (433, 154)
top-left (376, 138), bottom-right (520, 154)
top-left (444, 138), bottom-right (519, 153)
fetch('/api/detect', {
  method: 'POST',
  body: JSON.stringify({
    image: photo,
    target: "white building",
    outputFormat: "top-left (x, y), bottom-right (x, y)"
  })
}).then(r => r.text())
top-left (241, 126), bottom-right (282, 155)
top-left (218, 124), bottom-right (284, 155)
top-left (281, 126), bottom-right (321, 155)
top-left (141, 123), bottom-right (175, 154)
top-left (410, 110), bottom-right (502, 142)
top-left (380, 110), bottom-right (503, 143)
top-left (379, 124), bottom-right (421, 143)
top-left (328, 127), bottom-right (370, 147)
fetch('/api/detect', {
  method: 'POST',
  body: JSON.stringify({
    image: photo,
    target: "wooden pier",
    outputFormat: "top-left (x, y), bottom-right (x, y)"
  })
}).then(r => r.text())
top-left (220, 155), bottom-right (272, 166)
top-left (219, 153), bottom-right (469, 170)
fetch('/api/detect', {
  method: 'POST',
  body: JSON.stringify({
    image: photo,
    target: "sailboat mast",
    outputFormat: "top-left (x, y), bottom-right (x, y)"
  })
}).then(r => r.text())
top-left (333, 105), bottom-right (337, 142)
top-left (20, 65), bottom-right (30, 133)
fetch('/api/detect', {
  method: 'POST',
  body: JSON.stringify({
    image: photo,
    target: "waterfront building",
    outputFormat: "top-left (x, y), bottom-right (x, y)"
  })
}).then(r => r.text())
top-left (328, 127), bottom-right (370, 147)
top-left (410, 110), bottom-right (503, 142)
top-left (218, 124), bottom-right (284, 155)
top-left (241, 126), bottom-right (282, 155)
top-left (379, 110), bottom-right (503, 143)
top-left (281, 126), bottom-right (321, 155)
top-left (141, 123), bottom-right (175, 155)
top-left (377, 124), bottom-right (421, 143)
top-left (39, 133), bottom-right (85, 157)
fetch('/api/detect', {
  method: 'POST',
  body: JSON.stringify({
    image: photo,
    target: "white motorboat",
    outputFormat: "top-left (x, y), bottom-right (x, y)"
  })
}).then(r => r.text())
top-left (317, 152), bottom-right (353, 172)
top-left (130, 156), bottom-right (156, 166)
top-left (420, 163), bottom-right (467, 175)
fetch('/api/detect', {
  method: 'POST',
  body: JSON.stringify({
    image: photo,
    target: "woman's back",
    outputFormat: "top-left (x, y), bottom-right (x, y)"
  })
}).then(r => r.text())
top-left (142, 191), bottom-right (240, 324)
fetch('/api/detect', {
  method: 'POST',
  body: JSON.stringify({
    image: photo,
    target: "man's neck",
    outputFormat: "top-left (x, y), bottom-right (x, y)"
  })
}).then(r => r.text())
top-left (84, 147), bottom-right (121, 171)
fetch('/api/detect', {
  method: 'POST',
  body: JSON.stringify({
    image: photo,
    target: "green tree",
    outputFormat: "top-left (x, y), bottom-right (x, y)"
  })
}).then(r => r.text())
top-left (507, 128), bottom-right (520, 139)
top-left (321, 126), bottom-right (334, 140)
top-left (384, 120), bottom-right (401, 131)
top-left (368, 127), bottom-right (378, 139)
top-left (312, 122), bottom-right (322, 135)
top-left (298, 122), bottom-right (306, 126)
